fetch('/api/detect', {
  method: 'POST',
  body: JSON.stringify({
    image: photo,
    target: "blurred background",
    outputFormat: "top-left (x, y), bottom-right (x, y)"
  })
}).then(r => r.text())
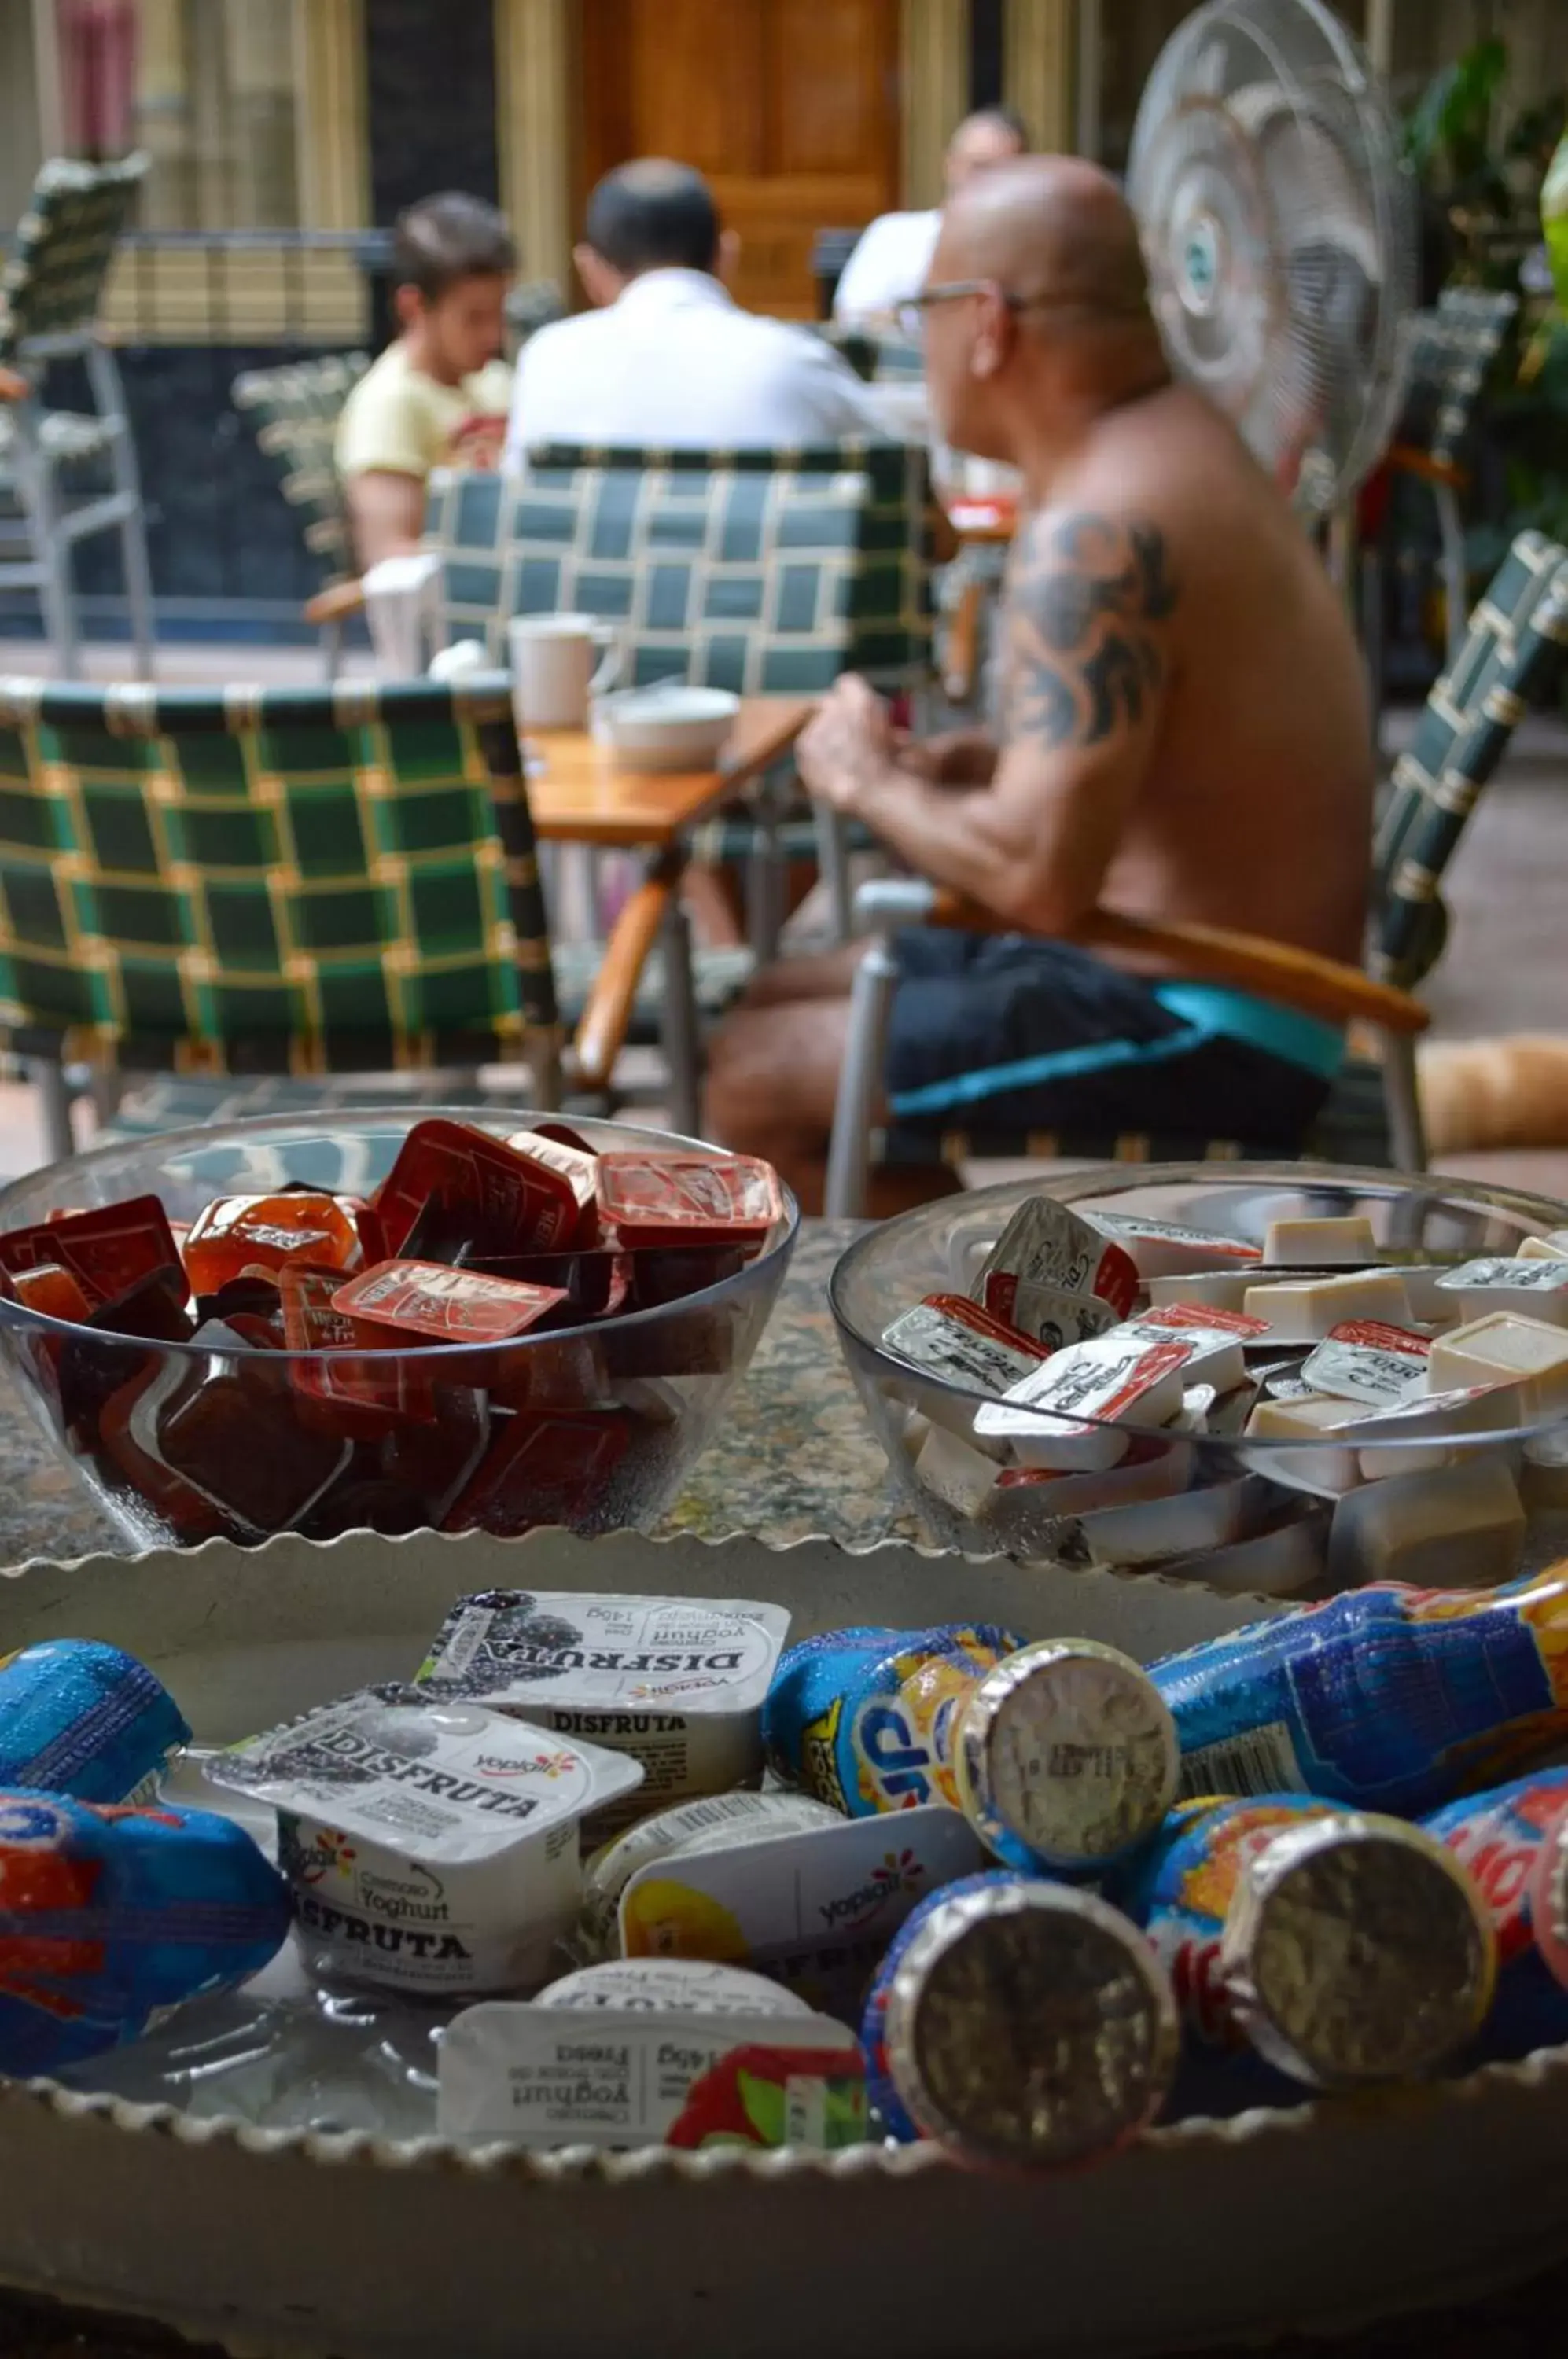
top-left (1, 0), bottom-right (1562, 683)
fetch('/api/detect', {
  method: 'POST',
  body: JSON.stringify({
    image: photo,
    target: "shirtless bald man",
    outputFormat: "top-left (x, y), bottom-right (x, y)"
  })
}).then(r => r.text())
top-left (705, 157), bottom-right (1373, 1211)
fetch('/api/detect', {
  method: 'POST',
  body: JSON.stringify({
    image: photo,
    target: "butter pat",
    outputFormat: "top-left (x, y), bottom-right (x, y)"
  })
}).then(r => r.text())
top-left (1109, 1301), bottom-right (1270, 1397)
top-left (1326, 1456), bottom-right (1526, 1592)
top-left (1434, 1257), bottom-right (1568, 1329)
top-left (1263, 1214), bottom-right (1378, 1267)
top-left (1148, 1269), bottom-right (1257, 1312)
top-left (1242, 1393), bottom-right (1363, 1495)
top-left (1428, 1313), bottom-right (1568, 1419)
top-left (973, 1334), bottom-right (1194, 1470)
top-left (1344, 1382), bottom-right (1523, 1480)
top-left (1158, 1505), bottom-right (1331, 1598)
top-left (1520, 1233), bottom-right (1568, 1262)
top-left (1085, 1211), bottom-right (1261, 1280)
top-left (1076, 1472), bottom-right (1271, 1568)
top-left (1300, 1320), bottom-right (1430, 1409)
top-left (1242, 1270), bottom-right (1415, 1342)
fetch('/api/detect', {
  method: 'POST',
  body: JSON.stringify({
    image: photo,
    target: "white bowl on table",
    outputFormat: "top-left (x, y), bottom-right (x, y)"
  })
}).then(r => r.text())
top-left (600, 683), bottom-right (741, 773)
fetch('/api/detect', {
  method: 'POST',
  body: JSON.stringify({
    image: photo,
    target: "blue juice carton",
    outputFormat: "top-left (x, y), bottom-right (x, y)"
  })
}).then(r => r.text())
top-left (1423, 1766), bottom-right (1568, 2059)
top-left (1114, 1793), bottom-right (1495, 2096)
top-left (860, 1868), bottom-right (1178, 2166)
top-left (0, 1639), bottom-right (190, 1805)
top-left (1151, 1568), bottom-right (1568, 1817)
top-left (0, 1789), bottom-right (290, 2077)
top-left (763, 1624), bottom-right (1179, 1872)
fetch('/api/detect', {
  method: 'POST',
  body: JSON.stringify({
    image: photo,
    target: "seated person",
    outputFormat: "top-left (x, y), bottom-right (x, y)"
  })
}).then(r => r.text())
top-left (337, 192), bottom-right (515, 568)
top-left (504, 159), bottom-right (877, 455)
top-left (832, 106), bottom-right (1029, 329)
top-left (707, 158), bottom-right (1374, 1214)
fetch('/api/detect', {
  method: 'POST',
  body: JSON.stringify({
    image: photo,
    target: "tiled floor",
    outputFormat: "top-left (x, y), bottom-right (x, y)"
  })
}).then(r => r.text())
top-left (3, 639), bottom-right (1568, 1200)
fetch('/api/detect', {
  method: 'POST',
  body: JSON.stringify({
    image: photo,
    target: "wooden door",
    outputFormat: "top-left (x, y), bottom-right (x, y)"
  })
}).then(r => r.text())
top-left (578, 0), bottom-right (901, 317)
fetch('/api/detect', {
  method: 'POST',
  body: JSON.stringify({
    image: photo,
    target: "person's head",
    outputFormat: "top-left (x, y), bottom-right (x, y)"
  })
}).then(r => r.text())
top-left (575, 158), bottom-right (736, 307)
top-left (915, 156), bottom-right (1169, 463)
top-left (392, 193), bottom-right (514, 382)
top-left (944, 105), bottom-right (1030, 197)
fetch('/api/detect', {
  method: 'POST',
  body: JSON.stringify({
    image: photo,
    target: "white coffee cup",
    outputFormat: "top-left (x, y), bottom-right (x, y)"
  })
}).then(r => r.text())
top-left (508, 613), bottom-right (624, 729)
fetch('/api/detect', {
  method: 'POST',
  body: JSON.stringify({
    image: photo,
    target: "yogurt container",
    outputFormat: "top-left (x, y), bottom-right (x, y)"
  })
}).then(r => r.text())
top-left (579, 1790), bottom-right (843, 1960)
top-left (414, 1589), bottom-right (790, 1826)
top-left (536, 1957), bottom-right (813, 2015)
top-left (206, 1687), bottom-right (644, 1997)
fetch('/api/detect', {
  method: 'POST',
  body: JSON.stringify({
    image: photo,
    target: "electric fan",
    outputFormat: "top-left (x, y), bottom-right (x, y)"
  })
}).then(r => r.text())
top-left (1127, 0), bottom-right (1419, 515)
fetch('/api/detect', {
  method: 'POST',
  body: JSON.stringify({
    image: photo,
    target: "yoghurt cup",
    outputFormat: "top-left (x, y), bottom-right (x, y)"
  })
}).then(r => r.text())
top-left (207, 1687), bottom-right (644, 1997)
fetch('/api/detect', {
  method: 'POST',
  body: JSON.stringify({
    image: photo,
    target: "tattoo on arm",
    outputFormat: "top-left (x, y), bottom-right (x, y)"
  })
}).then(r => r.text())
top-left (1008, 513), bottom-right (1180, 751)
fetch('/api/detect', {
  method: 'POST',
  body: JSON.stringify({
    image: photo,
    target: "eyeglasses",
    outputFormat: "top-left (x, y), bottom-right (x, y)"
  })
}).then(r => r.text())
top-left (893, 281), bottom-right (1025, 340)
top-left (893, 282), bottom-right (1153, 340)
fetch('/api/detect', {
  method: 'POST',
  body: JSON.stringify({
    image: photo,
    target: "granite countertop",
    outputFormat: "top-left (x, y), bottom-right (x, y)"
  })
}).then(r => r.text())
top-left (0, 1217), bottom-right (1565, 2358)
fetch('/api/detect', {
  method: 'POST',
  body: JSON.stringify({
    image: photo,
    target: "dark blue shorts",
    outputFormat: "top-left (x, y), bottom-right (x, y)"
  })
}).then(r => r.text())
top-left (885, 931), bottom-right (1338, 1147)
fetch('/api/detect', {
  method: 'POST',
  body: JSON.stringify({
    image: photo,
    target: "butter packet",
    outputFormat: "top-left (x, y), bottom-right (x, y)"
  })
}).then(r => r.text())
top-left (206, 1686), bottom-right (644, 1998)
top-left (437, 2000), bottom-right (864, 2148)
top-left (414, 1590), bottom-right (790, 1828)
top-left (615, 1801), bottom-right (985, 2019)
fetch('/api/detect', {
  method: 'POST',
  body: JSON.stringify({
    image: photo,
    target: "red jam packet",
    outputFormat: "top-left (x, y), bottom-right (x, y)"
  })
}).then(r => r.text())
top-left (505, 1130), bottom-right (600, 1247)
top-left (182, 1194), bottom-right (362, 1294)
top-left (282, 1264), bottom-right (446, 1436)
top-left (98, 1360), bottom-right (230, 1544)
top-left (156, 1359), bottom-right (352, 1533)
top-left (595, 1155), bottom-right (782, 1250)
top-left (0, 1196), bottom-right (180, 1309)
top-left (332, 1260), bottom-right (569, 1347)
top-left (7, 1264), bottom-right (93, 1323)
top-left (444, 1408), bottom-right (629, 1536)
top-left (374, 1121), bottom-right (583, 1260)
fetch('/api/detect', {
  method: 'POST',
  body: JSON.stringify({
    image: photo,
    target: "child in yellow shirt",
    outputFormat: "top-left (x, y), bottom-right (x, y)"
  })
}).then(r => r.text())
top-left (337, 191), bottom-right (515, 568)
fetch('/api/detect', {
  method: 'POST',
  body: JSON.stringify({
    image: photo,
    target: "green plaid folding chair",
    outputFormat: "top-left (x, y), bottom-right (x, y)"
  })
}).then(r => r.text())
top-left (0, 673), bottom-right (682, 1165)
top-left (1381, 286), bottom-right (1518, 665)
top-left (429, 440), bottom-right (935, 948)
top-left (0, 154), bottom-right (154, 680)
top-left (232, 353), bottom-right (370, 676)
top-left (823, 531), bottom-right (1568, 1215)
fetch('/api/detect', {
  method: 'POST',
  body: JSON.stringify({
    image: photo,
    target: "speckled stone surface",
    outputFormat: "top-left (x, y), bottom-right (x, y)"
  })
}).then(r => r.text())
top-left (0, 1216), bottom-right (1559, 2357)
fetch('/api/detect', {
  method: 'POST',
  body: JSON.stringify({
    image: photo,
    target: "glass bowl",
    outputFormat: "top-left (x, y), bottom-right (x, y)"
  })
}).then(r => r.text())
top-left (0, 1110), bottom-right (797, 1549)
top-left (830, 1164), bottom-right (1568, 1595)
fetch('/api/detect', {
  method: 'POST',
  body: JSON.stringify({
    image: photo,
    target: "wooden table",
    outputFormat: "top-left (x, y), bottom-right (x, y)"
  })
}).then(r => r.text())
top-left (525, 694), bottom-right (813, 1129)
top-left (527, 694), bottom-right (813, 848)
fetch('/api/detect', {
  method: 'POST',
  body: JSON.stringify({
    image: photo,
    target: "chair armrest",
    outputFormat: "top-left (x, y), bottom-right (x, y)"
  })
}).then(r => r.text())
top-left (570, 874), bottom-right (675, 1091)
top-left (1386, 443), bottom-right (1467, 495)
top-left (304, 579), bottom-right (366, 627)
top-left (851, 878), bottom-right (1429, 1036)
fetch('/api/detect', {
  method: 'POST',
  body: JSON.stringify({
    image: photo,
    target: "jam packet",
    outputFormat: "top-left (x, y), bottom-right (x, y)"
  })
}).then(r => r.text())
top-left (414, 1590), bottom-right (790, 1827)
top-left (206, 1687), bottom-right (645, 1997)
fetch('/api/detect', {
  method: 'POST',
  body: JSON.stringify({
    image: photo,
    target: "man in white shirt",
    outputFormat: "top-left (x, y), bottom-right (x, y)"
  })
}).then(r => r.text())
top-left (832, 106), bottom-right (1031, 328)
top-left (504, 160), bottom-right (878, 458)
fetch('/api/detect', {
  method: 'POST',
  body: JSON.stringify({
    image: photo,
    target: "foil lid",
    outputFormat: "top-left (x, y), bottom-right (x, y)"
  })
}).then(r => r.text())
top-left (1219, 1812), bottom-right (1496, 2088)
top-left (882, 1878), bottom-right (1179, 2169)
top-left (955, 1639), bottom-right (1179, 1871)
